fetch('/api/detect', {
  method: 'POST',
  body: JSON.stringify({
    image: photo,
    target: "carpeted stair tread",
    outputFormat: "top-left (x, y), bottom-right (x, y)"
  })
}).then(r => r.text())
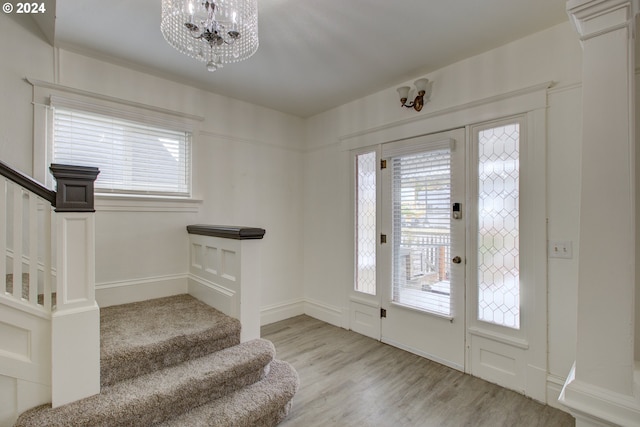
top-left (157, 359), bottom-right (299, 427)
top-left (100, 294), bottom-right (241, 386)
top-left (14, 338), bottom-right (276, 427)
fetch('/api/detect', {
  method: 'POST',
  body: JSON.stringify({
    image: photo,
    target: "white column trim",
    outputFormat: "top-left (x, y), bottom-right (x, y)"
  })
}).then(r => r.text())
top-left (563, 0), bottom-right (640, 424)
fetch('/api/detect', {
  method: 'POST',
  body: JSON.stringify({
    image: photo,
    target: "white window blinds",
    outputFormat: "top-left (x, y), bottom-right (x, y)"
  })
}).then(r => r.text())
top-left (391, 147), bottom-right (452, 316)
top-left (52, 107), bottom-right (191, 197)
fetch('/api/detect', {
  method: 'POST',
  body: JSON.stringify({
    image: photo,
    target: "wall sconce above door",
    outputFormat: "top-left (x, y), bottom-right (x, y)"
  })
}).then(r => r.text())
top-left (397, 78), bottom-right (432, 112)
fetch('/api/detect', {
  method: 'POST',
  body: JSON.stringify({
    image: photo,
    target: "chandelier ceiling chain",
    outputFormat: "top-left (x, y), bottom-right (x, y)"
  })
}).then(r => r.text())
top-left (161, 0), bottom-right (259, 72)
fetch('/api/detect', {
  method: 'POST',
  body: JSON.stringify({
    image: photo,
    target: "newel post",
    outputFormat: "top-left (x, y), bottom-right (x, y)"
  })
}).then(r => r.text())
top-left (49, 164), bottom-right (100, 407)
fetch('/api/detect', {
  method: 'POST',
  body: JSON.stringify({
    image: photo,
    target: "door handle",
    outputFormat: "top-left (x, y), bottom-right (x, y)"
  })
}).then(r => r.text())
top-left (452, 256), bottom-right (462, 264)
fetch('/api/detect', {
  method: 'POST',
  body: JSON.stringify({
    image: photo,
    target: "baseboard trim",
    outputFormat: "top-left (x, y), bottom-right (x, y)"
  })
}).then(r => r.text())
top-left (546, 374), bottom-right (571, 411)
top-left (382, 337), bottom-right (464, 372)
top-left (526, 364), bottom-right (548, 403)
top-left (560, 363), bottom-right (640, 426)
top-left (95, 286), bottom-right (346, 334)
top-left (260, 299), bottom-right (305, 327)
top-left (0, 377), bottom-right (51, 427)
top-left (261, 298), bottom-right (348, 329)
top-left (95, 274), bottom-right (188, 307)
top-left (304, 298), bottom-right (346, 329)
top-left (188, 275), bottom-right (237, 318)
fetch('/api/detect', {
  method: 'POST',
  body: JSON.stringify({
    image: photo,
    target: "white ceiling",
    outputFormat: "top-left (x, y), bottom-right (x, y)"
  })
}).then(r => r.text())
top-left (51, 0), bottom-right (569, 117)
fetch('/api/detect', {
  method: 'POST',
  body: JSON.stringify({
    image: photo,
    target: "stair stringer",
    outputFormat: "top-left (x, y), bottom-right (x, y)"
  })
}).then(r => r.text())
top-left (0, 300), bottom-right (51, 426)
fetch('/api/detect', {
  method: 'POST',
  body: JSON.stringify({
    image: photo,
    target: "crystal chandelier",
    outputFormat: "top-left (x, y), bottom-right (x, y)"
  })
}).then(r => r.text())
top-left (161, 0), bottom-right (259, 72)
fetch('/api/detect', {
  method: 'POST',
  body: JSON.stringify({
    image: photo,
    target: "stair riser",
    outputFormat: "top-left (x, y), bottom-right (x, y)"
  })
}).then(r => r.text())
top-left (15, 368), bottom-right (267, 427)
top-left (113, 369), bottom-right (267, 427)
top-left (101, 333), bottom-right (241, 387)
top-left (15, 339), bottom-right (277, 427)
top-left (13, 295), bottom-right (299, 426)
top-left (158, 360), bottom-right (300, 427)
top-left (99, 294), bottom-right (242, 387)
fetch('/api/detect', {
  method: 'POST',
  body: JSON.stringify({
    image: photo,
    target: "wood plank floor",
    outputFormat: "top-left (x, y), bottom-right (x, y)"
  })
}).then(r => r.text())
top-left (261, 315), bottom-right (575, 427)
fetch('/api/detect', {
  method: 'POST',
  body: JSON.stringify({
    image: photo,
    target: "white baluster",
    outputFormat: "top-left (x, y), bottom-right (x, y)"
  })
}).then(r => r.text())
top-left (28, 192), bottom-right (38, 304)
top-left (12, 186), bottom-right (23, 300)
top-left (43, 203), bottom-right (52, 310)
top-left (0, 179), bottom-right (6, 295)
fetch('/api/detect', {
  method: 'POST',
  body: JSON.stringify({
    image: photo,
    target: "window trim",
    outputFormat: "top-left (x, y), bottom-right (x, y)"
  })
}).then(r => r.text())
top-left (354, 149), bottom-right (378, 296)
top-left (351, 145), bottom-right (382, 301)
top-left (466, 110), bottom-right (547, 345)
top-left (29, 78), bottom-right (203, 202)
top-left (50, 103), bottom-right (193, 197)
top-left (469, 116), bottom-right (524, 331)
top-left (345, 83), bottom-right (548, 398)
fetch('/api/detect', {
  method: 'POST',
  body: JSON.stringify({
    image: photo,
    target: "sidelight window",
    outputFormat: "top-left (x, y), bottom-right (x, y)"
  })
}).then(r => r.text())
top-left (475, 121), bottom-right (520, 329)
top-left (355, 151), bottom-right (377, 295)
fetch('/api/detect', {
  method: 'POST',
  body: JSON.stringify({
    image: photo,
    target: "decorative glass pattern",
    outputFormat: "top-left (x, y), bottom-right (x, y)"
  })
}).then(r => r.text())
top-left (392, 148), bottom-right (451, 316)
top-left (355, 152), bottom-right (377, 295)
top-left (477, 123), bottom-right (520, 329)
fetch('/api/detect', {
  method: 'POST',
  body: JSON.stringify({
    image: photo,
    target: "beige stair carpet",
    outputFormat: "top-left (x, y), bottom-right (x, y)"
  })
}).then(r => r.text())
top-left (14, 294), bottom-right (299, 426)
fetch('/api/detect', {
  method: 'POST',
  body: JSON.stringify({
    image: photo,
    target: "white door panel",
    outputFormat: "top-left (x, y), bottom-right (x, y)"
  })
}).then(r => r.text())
top-left (380, 129), bottom-right (466, 370)
top-left (349, 114), bottom-right (547, 402)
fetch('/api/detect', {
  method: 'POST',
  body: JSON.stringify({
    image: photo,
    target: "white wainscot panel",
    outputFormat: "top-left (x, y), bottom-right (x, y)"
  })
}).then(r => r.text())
top-left (470, 334), bottom-right (526, 394)
top-left (221, 249), bottom-right (237, 281)
top-left (0, 305), bottom-right (51, 386)
top-left (191, 243), bottom-right (203, 270)
top-left (187, 233), bottom-right (249, 336)
top-left (349, 300), bottom-right (380, 340)
top-left (0, 321), bottom-right (30, 362)
top-left (204, 245), bottom-right (218, 275)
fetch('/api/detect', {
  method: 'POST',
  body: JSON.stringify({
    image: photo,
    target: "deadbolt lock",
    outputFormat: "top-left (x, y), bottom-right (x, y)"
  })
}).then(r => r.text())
top-left (452, 256), bottom-right (462, 264)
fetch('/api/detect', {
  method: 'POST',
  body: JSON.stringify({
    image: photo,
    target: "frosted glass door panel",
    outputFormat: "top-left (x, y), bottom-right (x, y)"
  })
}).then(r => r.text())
top-left (476, 124), bottom-right (520, 329)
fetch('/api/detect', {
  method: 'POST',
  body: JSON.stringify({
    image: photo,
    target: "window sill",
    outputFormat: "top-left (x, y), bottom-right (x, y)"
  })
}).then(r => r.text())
top-left (95, 194), bottom-right (203, 213)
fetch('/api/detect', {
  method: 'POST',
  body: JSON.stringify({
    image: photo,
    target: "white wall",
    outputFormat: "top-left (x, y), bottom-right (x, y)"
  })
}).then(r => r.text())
top-left (546, 85), bottom-right (582, 382)
top-left (0, 13), bottom-right (305, 311)
top-left (0, 14), bottom-right (54, 172)
top-left (637, 69), bottom-right (640, 362)
top-left (302, 21), bottom-right (584, 403)
top-left (1, 13), bottom-right (305, 423)
top-left (0, 8), bottom-right (607, 414)
top-left (54, 50), bottom-right (305, 309)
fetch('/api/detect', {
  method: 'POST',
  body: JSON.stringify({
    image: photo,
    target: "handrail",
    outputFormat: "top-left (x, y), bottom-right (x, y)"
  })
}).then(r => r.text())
top-left (1, 159), bottom-right (101, 408)
top-left (187, 225), bottom-right (266, 240)
top-left (0, 160), bottom-right (55, 206)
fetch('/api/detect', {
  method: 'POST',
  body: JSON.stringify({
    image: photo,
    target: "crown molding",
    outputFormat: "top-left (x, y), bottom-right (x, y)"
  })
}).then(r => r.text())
top-left (567, 0), bottom-right (639, 41)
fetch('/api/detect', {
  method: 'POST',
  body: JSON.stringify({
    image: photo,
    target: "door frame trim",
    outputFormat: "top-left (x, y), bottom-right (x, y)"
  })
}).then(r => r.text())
top-left (347, 82), bottom-right (550, 402)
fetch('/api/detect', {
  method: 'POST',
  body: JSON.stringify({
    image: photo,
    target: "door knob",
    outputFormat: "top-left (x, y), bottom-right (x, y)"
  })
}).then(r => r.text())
top-left (452, 256), bottom-right (462, 264)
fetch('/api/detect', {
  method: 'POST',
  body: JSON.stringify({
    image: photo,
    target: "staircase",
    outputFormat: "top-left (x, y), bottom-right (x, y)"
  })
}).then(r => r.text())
top-left (14, 294), bottom-right (299, 426)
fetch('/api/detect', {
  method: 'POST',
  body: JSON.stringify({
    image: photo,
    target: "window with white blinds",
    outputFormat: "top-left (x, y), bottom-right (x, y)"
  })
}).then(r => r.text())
top-left (52, 107), bottom-right (191, 197)
top-left (391, 147), bottom-right (452, 316)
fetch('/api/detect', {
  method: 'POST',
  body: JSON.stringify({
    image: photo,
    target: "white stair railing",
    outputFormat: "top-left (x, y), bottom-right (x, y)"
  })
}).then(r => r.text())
top-left (0, 163), bottom-right (55, 314)
top-left (0, 161), bottom-right (100, 409)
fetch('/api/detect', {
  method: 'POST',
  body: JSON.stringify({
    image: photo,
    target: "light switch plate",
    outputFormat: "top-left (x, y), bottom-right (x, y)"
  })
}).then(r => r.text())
top-left (549, 241), bottom-right (573, 259)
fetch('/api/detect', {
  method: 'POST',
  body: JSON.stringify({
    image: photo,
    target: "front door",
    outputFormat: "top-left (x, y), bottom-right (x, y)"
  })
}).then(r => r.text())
top-left (379, 129), bottom-right (466, 371)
